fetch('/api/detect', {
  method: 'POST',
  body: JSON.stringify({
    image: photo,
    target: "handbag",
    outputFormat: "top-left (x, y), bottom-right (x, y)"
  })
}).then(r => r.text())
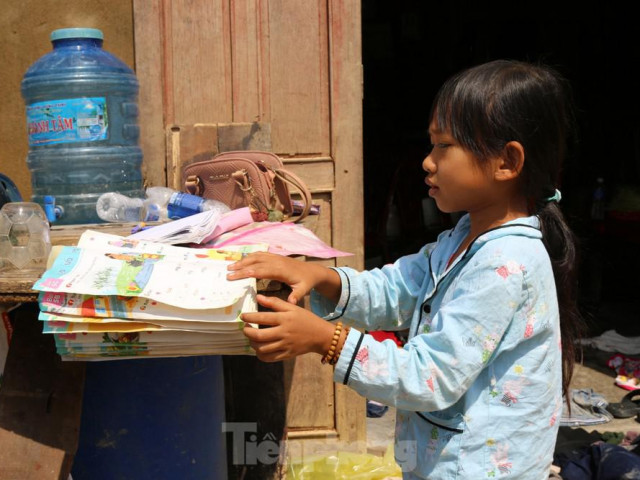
top-left (182, 150), bottom-right (312, 222)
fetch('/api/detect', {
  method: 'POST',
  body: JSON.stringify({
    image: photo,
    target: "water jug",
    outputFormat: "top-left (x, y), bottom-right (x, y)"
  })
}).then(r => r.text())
top-left (21, 28), bottom-right (144, 225)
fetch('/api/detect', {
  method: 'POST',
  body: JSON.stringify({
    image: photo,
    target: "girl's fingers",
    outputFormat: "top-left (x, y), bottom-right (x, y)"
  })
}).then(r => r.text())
top-left (287, 292), bottom-right (299, 305)
top-left (240, 311), bottom-right (280, 327)
top-left (248, 339), bottom-right (284, 355)
top-left (227, 253), bottom-right (289, 281)
top-left (242, 322), bottom-right (282, 343)
top-left (227, 253), bottom-right (273, 271)
top-left (228, 252), bottom-right (265, 267)
top-left (255, 294), bottom-right (294, 312)
top-left (226, 266), bottom-right (259, 280)
top-left (250, 344), bottom-right (289, 362)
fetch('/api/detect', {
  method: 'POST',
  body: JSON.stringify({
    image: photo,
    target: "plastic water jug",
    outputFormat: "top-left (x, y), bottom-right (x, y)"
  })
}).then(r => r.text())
top-left (21, 28), bottom-right (144, 225)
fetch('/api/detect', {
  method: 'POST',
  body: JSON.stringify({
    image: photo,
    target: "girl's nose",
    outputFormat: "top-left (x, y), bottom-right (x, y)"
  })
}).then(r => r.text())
top-left (422, 154), bottom-right (435, 174)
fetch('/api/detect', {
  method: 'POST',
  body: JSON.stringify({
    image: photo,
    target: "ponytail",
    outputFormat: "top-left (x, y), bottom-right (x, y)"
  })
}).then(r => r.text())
top-left (538, 202), bottom-right (585, 404)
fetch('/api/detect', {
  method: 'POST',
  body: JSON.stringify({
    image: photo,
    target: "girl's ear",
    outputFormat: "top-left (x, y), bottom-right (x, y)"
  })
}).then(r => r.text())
top-left (495, 141), bottom-right (525, 181)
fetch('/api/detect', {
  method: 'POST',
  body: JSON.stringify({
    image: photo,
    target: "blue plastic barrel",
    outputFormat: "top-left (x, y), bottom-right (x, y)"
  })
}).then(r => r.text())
top-left (71, 356), bottom-right (228, 480)
top-left (21, 28), bottom-right (144, 225)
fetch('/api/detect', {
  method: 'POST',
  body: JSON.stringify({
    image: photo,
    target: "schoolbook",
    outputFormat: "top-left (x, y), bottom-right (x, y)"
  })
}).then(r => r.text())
top-left (32, 230), bottom-right (265, 360)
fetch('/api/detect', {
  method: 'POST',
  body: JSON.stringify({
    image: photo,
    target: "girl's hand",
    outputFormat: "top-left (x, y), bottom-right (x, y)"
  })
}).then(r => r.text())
top-left (227, 252), bottom-right (340, 304)
top-left (241, 294), bottom-right (335, 362)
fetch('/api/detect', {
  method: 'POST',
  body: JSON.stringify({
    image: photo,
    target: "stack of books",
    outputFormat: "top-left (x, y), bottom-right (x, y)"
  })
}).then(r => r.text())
top-left (32, 230), bottom-right (262, 360)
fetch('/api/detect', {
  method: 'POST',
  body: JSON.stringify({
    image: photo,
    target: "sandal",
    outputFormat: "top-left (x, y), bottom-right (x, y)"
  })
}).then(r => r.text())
top-left (615, 374), bottom-right (640, 391)
top-left (606, 390), bottom-right (640, 418)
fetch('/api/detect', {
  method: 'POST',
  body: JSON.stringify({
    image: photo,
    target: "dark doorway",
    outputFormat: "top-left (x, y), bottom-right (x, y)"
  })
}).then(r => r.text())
top-left (361, 1), bottom-right (640, 335)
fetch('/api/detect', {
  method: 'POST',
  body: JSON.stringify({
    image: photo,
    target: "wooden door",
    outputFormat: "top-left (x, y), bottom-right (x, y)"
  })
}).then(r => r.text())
top-left (132, 0), bottom-right (365, 461)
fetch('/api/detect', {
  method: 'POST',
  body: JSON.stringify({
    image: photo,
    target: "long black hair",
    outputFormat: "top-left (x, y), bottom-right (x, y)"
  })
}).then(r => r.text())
top-left (430, 59), bottom-right (584, 403)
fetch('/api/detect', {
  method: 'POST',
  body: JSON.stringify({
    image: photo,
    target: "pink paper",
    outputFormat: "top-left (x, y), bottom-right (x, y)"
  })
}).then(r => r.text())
top-left (206, 221), bottom-right (353, 258)
top-left (201, 207), bottom-right (254, 243)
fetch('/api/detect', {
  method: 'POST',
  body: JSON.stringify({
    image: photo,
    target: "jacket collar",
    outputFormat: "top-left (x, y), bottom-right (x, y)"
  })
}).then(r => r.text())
top-left (437, 214), bottom-right (542, 273)
top-left (457, 213), bottom-right (541, 252)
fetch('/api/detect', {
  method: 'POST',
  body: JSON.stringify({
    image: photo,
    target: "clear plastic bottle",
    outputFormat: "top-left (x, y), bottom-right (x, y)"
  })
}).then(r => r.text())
top-left (0, 202), bottom-right (51, 275)
top-left (21, 28), bottom-right (144, 225)
top-left (96, 188), bottom-right (230, 223)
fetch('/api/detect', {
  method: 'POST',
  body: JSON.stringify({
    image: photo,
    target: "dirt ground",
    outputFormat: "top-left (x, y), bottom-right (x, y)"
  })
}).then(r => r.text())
top-left (570, 345), bottom-right (640, 434)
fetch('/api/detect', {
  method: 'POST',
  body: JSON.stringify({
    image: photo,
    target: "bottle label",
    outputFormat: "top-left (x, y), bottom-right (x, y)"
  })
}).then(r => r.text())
top-left (167, 192), bottom-right (203, 219)
top-left (26, 97), bottom-right (108, 146)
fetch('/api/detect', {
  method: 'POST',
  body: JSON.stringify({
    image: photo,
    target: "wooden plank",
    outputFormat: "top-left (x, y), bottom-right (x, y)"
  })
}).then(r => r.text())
top-left (306, 194), bottom-right (332, 244)
top-left (0, 273), bottom-right (39, 302)
top-left (166, 122), bottom-right (275, 189)
top-left (133, 0), bottom-right (167, 188)
top-left (283, 352), bottom-right (334, 429)
top-left (229, 0), bottom-right (269, 122)
top-left (281, 161), bottom-right (335, 193)
top-left (328, 0), bottom-right (366, 448)
top-left (217, 122), bottom-right (272, 152)
top-left (334, 383), bottom-right (367, 451)
top-left (268, 0), bottom-right (330, 155)
top-left (168, 0), bottom-right (233, 124)
top-left (329, 0), bottom-right (364, 271)
top-left (0, 303), bottom-right (86, 480)
top-left (166, 124), bottom-right (219, 190)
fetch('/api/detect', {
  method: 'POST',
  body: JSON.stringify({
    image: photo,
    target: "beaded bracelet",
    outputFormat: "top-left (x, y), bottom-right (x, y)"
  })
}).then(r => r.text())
top-left (329, 327), bottom-right (350, 366)
top-left (321, 321), bottom-right (343, 364)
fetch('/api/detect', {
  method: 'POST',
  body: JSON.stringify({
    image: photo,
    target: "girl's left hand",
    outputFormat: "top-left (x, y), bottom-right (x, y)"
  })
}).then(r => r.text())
top-left (242, 294), bottom-right (335, 362)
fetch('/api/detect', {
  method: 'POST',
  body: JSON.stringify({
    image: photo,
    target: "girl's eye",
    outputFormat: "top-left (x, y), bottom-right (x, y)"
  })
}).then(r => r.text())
top-left (426, 140), bottom-right (452, 155)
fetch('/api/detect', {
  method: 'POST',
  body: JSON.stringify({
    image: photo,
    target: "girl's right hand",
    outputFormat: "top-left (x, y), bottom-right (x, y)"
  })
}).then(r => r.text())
top-left (227, 252), bottom-right (340, 304)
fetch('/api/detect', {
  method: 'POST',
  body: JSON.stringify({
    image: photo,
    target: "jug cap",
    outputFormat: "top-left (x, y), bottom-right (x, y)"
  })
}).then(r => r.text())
top-left (51, 28), bottom-right (104, 42)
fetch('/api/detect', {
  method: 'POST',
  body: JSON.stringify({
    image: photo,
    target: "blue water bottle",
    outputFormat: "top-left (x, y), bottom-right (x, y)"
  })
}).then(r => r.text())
top-left (21, 28), bottom-right (144, 225)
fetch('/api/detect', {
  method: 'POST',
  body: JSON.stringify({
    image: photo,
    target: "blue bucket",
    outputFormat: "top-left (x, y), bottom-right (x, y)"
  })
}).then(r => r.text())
top-left (71, 356), bottom-right (227, 479)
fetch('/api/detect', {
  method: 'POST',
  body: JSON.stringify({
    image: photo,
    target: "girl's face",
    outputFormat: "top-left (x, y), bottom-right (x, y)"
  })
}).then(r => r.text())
top-left (423, 120), bottom-right (501, 214)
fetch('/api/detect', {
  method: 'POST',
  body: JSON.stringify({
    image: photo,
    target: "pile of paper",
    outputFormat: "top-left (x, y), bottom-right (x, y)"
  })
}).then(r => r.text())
top-left (127, 206), bottom-right (254, 245)
top-left (32, 230), bottom-right (262, 360)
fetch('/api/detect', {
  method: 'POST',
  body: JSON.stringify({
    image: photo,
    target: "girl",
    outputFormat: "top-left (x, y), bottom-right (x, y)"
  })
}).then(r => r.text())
top-left (227, 59), bottom-right (582, 479)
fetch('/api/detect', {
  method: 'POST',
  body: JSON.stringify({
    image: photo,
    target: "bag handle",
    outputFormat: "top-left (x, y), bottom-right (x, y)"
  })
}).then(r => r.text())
top-left (273, 168), bottom-right (312, 223)
top-left (185, 174), bottom-right (201, 196)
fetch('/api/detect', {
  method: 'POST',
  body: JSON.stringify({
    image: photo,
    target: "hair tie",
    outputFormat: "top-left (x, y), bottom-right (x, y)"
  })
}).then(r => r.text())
top-left (545, 189), bottom-right (562, 203)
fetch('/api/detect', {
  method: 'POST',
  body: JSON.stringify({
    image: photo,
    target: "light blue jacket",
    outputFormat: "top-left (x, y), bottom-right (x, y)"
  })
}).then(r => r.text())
top-left (312, 214), bottom-right (562, 479)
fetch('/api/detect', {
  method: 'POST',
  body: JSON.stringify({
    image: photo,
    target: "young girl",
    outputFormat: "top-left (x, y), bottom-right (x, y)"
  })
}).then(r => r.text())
top-left (227, 59), bottom-right (582, 479)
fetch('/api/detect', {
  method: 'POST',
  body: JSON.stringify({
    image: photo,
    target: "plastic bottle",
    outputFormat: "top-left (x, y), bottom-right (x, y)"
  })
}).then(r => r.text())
top-left (0, 202), bottom-right (51, 275)
top-left (96, 188), bottom-right (230, 223)
top-left (21, 28), bottom-right (144, 225)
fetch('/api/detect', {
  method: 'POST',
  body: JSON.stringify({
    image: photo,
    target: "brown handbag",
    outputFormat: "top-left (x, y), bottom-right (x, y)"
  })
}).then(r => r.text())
top-left (182, 150), bottom-right (312, 222)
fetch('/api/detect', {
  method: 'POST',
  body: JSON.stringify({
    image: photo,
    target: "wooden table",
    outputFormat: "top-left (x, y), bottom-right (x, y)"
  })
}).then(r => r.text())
top-left (0, 223), bottom-right (145, 480)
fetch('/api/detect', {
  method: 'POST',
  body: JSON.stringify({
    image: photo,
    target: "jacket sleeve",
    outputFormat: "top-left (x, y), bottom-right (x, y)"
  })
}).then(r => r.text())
top-left (333, 253), bottom-right (527, 412)
top-left (310, 243), bottom-right (434, 332)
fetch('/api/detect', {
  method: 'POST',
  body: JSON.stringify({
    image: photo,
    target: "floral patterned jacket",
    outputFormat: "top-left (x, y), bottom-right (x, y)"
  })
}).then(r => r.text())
top-left (311, 214), bottom-right (562, 479)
